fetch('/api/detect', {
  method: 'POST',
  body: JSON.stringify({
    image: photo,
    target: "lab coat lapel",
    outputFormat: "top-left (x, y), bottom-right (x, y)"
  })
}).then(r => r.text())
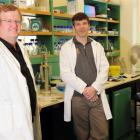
top-left (19, 43), bottom-right (42, 140)
top-left (20, 45), bottom-right (35, 80)
top-left (70, 41), bottom-right (77, 71)
top-left (0, 41), bottom-right (20, 70)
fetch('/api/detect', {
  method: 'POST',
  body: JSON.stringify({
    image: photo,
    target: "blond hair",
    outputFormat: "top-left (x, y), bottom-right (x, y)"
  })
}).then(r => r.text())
top-left (0, 4), bottom-right (22, 20)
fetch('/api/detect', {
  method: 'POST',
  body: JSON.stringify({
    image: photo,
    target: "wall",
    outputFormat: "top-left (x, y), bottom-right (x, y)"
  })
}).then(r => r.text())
top-left (136, 0), bottom-right (140, 44)
top-left (120, 0), bottom-right (140, 73)
top-left (131, 0), bottom-right (140, 45)
top-left (119, 0), bottom-right (133, 73)
top-left (106, 0), bottom-right (132, 74)
top-left (132, 0), bottom-right (137, 45)
top-left (111, 0), bottom-right (120, 4)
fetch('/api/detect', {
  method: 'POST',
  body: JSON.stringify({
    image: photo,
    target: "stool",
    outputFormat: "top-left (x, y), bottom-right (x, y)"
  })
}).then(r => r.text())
top-left (133, 92), bottom-right (140, 133)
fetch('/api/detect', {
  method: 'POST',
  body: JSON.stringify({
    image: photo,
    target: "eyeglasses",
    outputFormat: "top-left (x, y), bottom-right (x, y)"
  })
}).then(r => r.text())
top-left (0, 19), bottom-right (21, 24)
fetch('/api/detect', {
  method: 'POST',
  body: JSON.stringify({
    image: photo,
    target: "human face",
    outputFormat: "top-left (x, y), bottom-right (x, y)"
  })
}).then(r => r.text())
top-left (73, 19), bottom-right (90, 38)
top-left (0, 10), bottom-right (21, 40)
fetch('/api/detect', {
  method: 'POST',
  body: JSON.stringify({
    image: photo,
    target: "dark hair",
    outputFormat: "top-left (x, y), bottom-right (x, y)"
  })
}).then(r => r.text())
top-left (72, 12), bottom-right (90, 26)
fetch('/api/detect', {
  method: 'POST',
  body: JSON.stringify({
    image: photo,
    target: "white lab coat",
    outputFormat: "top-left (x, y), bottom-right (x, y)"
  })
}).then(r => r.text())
top-left (60, 38), bottom-right (112, 122)
top-left (0, 41), bottom-right (41, 140)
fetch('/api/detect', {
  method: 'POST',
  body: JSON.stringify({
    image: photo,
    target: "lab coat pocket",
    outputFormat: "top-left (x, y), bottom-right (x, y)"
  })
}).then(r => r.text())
top-left (0, 102), bottom-right (13, 132)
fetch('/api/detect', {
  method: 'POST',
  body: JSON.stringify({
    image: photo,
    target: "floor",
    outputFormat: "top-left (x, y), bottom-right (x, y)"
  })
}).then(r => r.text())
top-left (110, 127), bottom-right (140, 140)
top-left (119, 131), bottom-right (140, 140)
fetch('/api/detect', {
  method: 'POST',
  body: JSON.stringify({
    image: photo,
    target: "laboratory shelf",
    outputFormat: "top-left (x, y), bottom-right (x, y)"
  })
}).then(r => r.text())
top-left (54, 32), bottom-right (74, 36)
top-left (53, 13), bottom-right (73, 19)
top-left (19, 31), bottom-right (52, 36)
top-left (89, 33), bottom-right (108, 37)
top-left (107, 19), bottom-right (119, 23)
top-left (20, 8), bottom-right (51, 16)
top-left (108, 35), bottom-right (119, 37)
top-left (89, 17), bottom-right (107, 22)
top-left (107, 50), bottom-right (120, 57)
top-left (16, 0), bottom-right (120, 78)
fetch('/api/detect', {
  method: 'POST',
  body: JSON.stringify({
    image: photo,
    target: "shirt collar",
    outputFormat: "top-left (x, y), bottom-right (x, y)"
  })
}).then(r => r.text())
top-left (0, 37), bottom-right (20, 52)
top-left (73, 37), bottom-right (92, 45)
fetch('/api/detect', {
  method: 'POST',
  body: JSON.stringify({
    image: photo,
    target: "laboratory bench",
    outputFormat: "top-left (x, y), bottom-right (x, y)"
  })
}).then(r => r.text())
top-left (38, 88), bottom-right (64, 109)
top-left (38, 75), bottom-right (140, 140)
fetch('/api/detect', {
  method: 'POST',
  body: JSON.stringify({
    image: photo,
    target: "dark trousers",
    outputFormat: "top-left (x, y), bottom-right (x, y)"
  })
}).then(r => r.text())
top-left (71, 95), bottom-right (108, 140)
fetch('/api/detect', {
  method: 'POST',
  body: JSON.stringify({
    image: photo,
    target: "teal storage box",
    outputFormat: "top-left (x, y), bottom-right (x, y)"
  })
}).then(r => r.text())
top-left (0, 0), bottom-right (11, 4)
top-left (30, 18), bottom-right (42, 31)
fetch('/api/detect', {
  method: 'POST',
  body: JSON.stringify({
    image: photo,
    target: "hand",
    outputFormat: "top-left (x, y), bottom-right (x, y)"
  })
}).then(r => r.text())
top-left (90, 94), bottom-right (99, 102)
top-left (83, 86), bottom-right (97, 100)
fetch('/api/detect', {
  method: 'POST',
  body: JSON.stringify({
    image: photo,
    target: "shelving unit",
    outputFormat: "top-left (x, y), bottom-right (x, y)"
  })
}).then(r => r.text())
top-left (89, 33), bottom-right (107, 37)
top-left (52, 0), bottom-right (120, 58)
top-left (84, 0), bottom-right (120, 57)
top-left (53, 13), bottom-right (73, 19)
top-left (54, 32), bottom-right (74, 36)
top-left (20, 8), bottom-right (51, 15)
top-left (19, 31), bottom-right (52, 36)
top-left (2, 0), bottom-right (120, 78)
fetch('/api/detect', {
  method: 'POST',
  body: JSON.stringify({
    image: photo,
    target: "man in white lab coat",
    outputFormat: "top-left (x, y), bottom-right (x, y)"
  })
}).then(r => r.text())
top-left (60, 12), bottom-right (112, 140)
top-left (0, 4), bottom-right (41, 140)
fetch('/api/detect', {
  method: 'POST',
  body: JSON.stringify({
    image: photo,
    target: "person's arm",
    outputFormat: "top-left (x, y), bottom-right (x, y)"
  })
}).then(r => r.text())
top-left (60, 44), bottom-right (87, 94)
top-left (91, 45), bottom-right (109, 94)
